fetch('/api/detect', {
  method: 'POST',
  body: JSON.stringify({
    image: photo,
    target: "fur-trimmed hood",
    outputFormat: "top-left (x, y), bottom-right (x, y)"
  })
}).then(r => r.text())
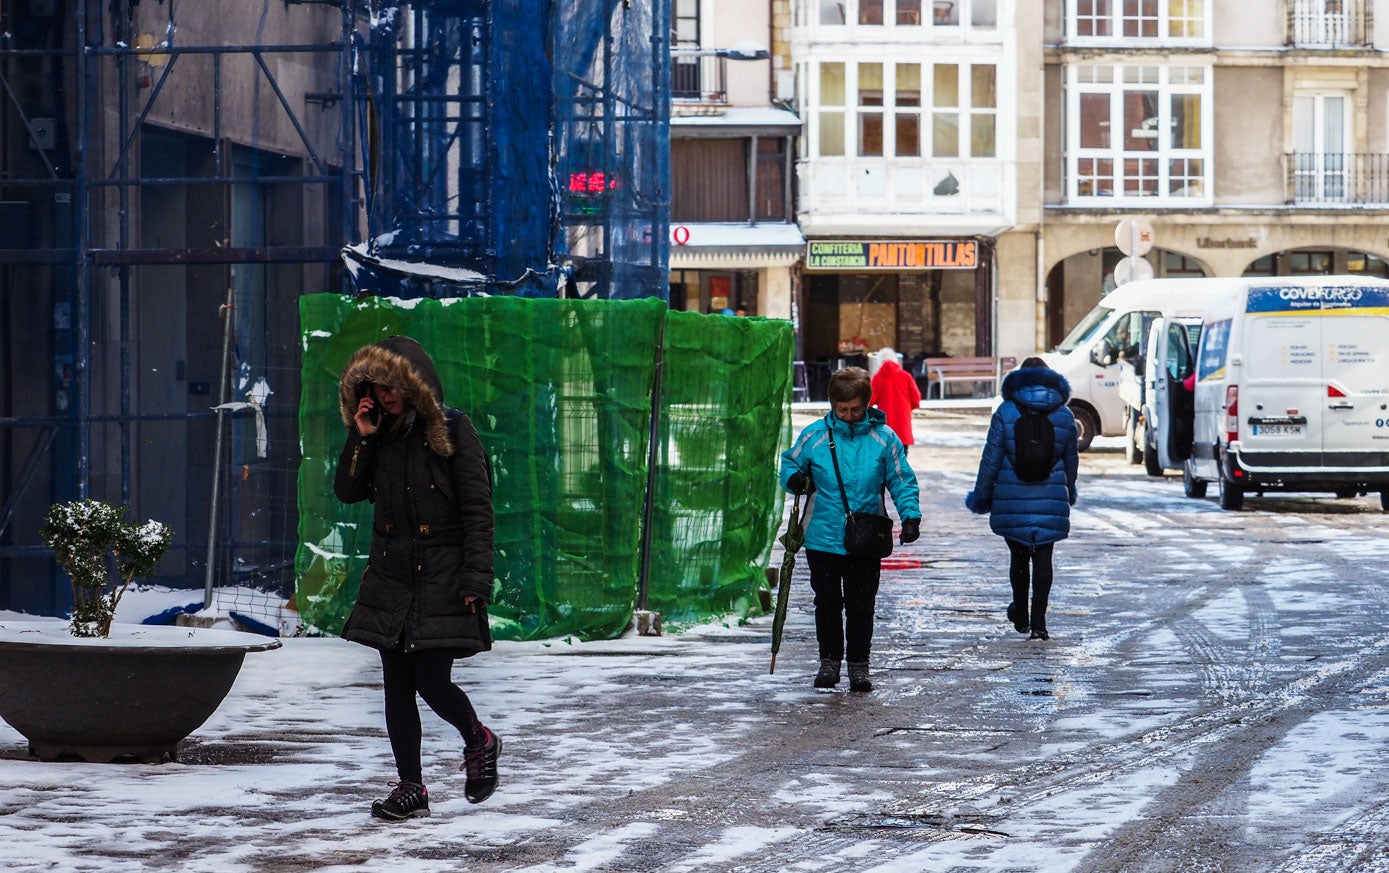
top-left (338, 336), bottom-right (454, 456)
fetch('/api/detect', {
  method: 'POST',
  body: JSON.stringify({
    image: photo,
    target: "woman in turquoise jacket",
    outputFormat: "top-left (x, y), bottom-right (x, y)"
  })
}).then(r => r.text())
top-left (965, 358), bottom-right (1079, 641)
top-left (780, 367), bottom-right (921, 692)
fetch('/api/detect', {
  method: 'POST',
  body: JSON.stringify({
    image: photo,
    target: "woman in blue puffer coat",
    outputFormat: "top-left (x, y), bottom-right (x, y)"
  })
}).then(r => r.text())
top-left (965, 357), bottom-right (1079, 640)
top-left (780, 367), bottom-right (921, 692)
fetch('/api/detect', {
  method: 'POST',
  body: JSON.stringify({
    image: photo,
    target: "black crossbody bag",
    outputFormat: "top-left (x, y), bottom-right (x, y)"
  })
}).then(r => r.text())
top-left (826, 429), bottom-right (894, 559)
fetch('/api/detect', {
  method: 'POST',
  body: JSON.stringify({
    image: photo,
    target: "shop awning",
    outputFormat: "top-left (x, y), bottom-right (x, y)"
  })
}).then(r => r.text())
top-left (669, 222), bottom-right (805, 269)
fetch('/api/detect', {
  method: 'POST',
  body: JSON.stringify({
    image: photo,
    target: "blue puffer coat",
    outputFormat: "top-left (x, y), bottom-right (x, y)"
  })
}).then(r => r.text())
top-left (780, 407), bottom-right (920, 554)
top-left (964, 366), bottom-right (1079, 547)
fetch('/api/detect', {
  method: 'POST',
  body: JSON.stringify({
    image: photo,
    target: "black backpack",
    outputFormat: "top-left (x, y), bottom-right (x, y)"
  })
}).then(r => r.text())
top-left (1012, 408), bottom-right (1055, 483)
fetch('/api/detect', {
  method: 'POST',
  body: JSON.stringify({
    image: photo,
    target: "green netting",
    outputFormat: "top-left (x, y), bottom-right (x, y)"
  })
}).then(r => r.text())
top-left (296, 295), bottom-right (791, 641)
top-left (647, 311), bottom-right (795, 624)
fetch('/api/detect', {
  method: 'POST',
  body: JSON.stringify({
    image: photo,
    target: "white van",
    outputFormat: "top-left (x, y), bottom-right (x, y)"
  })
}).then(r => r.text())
top-left (1178, 276), bottom-right (1389, 511)
top-left (1116, 314), bottom-right (1202, 473)
top-left (1040, 278), bottom-right (1225, 451)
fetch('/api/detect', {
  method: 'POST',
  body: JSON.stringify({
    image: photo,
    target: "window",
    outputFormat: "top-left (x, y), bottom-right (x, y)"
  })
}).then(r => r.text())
top-left (813, 60), bottom-right (996, 160)
top-left (819, 63), bottom-right (846, 157)
top-left (1068, 0), bottom-right (1207, 42)
top-left (672, 0), bottom-right (700, 46)
top-left (1068, 64), bottom-right (1210, 202)
top-left (1293, 93), bottom-right (1349, 201)
top-left (858, 63), bottom-right (884, 157)
top-left (970, 64), bottom-right (997, 157)
top-left (932, 65), bottom-right (959, 157)
top-left (809, 0), bottom-right (997, 30)
top-left (896, 63), bottom-right (921, 157)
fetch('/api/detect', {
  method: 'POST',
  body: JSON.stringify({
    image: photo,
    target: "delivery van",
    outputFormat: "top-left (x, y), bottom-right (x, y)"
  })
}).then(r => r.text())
top-left (1178, 276), bottom-right (1389, 511)
top-left (1039, 278), bottom-right (1225, 451)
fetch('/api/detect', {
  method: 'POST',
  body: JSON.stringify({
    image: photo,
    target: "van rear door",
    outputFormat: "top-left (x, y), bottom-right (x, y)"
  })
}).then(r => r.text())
top-left (1320, 289), bottom-right (1389, 463)
top-left (1241, 288), bottom-right (1324, 462)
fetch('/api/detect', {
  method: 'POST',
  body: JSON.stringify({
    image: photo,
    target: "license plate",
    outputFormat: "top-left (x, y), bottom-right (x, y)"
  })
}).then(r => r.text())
top-left (1252, 423), bottom-right (1304, 436)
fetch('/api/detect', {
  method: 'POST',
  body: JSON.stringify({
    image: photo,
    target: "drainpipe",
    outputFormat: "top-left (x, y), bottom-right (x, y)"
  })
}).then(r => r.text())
top-left (1035, 227), bottom-right (1047, 352)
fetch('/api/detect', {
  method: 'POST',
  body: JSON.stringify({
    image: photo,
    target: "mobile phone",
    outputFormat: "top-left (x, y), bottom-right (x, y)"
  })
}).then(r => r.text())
top-left (356, 382), bottom-right (380, 425)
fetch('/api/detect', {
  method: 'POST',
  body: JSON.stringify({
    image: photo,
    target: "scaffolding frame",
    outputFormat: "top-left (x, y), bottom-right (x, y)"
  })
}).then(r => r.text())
top-left (0, 0), bottom-right (670, 619)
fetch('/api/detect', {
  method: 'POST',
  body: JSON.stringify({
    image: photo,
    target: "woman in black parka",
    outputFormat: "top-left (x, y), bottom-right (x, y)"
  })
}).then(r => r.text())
top-left (334, 335), bottom-right (500, 820)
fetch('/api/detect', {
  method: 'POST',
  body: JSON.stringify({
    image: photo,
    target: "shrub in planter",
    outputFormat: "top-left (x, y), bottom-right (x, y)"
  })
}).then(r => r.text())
top-left (39, 499), bottom-right (173, 638)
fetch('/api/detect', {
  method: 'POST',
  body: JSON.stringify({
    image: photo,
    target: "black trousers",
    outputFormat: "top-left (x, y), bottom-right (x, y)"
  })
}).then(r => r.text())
top-left (805, 549), bottom-right (881, 664)
top-left (1007, 540), bottom-right (1054, 630)
top-left (379, 648), bottom-right (486, 785)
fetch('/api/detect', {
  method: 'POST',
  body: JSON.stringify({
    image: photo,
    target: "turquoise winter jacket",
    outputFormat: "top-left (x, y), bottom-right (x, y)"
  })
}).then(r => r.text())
top-left (779, 407), bottom-right (921, 554)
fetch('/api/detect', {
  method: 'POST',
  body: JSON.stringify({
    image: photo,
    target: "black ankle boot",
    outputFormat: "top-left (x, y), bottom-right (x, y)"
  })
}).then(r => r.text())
top-left (1006, 601), bottom-right (1030, 634)
top-left (813, 659), bottom-right (840, 688)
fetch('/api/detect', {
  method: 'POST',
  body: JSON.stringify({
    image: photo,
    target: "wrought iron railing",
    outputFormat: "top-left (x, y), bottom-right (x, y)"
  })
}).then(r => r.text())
top-left (1286, 0), bottom-right (1370, 47)
top-left (1283, 152), bottom-right (1389, 204)
top-left (671, 49), bottom-right (728, 104)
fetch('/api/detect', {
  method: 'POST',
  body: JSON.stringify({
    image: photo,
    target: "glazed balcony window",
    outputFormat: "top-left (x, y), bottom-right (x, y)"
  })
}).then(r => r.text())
top-left (1066, 64), bottom-right (1211, 204)
top-left (1067, 0), bottom-right (1209, 45)
top-left (809, 60), bottom-right (996, 160)
top-left (811, 0), bottom-right (997, 29)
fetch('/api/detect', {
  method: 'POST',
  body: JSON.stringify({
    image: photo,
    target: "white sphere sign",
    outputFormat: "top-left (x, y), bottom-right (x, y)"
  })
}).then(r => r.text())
top-left (1113, 255), bottom-right (1154, 286)
top-left (1114, 218), bottom-right (1155, 257)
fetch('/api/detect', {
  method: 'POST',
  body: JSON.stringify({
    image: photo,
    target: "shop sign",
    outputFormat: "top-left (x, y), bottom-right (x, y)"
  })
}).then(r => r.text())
top-left (805, 239), bottom-right (978, 271)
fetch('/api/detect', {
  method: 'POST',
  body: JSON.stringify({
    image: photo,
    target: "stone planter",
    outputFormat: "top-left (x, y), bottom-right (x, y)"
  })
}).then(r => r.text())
top-left (0, 620), bottom-right (281, 763)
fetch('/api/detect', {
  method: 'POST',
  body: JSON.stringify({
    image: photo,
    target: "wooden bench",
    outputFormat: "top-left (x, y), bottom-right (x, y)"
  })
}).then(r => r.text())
top-left (919, 356), bottom-right (1017, 399)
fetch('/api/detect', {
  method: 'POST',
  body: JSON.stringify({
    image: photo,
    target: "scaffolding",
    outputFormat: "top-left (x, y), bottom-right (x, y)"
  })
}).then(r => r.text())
top-left (0, 0), bottom-right (670, 623)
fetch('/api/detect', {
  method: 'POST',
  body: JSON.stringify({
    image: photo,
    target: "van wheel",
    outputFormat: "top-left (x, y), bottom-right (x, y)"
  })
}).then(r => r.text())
top-left (1144, 428), bottom-right (1164, 477)
top-left (1124, 414), bottom-right (1143, 465)
top-left (1218, 470), bottom-right (1245, 511)
top-left (1183, 459), bottom-right (1207, 498)
top-left (1381, 491), bottom-right (1388, 511)
top-left (1071, 405), bottom-right (1097, 453)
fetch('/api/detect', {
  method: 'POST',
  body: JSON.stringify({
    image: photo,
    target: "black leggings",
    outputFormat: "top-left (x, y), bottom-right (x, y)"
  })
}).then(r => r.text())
top-left (1007, 540), bottom-right (1054, 630)
top-left (805, 549), bottom-right (881, 664)
top-left (379, 649), bottom-right (486, 785)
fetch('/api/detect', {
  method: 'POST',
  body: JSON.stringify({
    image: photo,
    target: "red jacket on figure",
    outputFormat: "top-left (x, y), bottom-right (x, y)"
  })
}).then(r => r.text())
top-left (870, 358), bottom-right (921, 447)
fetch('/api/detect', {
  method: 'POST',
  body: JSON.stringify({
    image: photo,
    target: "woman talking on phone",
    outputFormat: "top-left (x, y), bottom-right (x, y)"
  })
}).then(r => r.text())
top-left (334, 335), bottom-right (500, 820)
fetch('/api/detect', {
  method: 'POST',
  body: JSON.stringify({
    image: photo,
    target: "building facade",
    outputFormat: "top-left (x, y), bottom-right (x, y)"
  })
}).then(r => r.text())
top-left (790, 0), bottom-right (1044, 390)
top-left (668, 0), bottom-right (804, 323)
top-left (1040, 0), bottom-right (1389, 348)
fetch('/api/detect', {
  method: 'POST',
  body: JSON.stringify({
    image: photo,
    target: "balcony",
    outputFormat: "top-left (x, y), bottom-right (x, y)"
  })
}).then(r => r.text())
top-left (1284, 152), bottom-right (1389, 205)
top-left (672, 49), bottom-right (729, 105)
top-left (1286, 0), bottom-right (1369, 47)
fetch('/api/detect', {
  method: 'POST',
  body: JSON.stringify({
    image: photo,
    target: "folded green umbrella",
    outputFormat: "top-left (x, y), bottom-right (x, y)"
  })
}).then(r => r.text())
top-left (769, 491), bottom-right (804, 674)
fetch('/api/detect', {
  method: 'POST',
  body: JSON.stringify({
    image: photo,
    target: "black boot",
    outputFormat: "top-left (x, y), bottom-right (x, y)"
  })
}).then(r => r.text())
top-left (847, 662), bottom-right (872, 692)
top-left (1006, 601), bottom-right (1030, 634)
top-left (813, 659), bottom-right (840, 688)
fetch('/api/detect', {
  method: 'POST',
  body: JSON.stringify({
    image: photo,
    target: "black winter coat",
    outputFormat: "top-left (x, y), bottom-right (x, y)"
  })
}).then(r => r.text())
top-left (333, 337), bottom-right (495, 656)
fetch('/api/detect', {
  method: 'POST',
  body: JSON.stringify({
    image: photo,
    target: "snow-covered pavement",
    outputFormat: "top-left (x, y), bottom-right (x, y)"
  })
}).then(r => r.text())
top-left (3, 409), bottom-right (1389, 872)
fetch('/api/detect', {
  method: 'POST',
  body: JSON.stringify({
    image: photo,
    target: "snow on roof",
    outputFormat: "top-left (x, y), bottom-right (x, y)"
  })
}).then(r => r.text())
top-left (670, 106), bottom-right (802, 133)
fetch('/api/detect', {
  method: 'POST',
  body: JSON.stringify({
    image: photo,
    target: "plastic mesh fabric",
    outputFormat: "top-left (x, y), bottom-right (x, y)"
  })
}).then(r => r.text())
top-left (296, 296), bottom-right (791, 641)
top-left (646, 312), bottom-right (794, 623)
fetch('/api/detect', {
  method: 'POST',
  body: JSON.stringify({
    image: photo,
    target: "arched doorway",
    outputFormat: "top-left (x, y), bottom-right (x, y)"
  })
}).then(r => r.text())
top-left (1044, 248), bottom-right (1209, 349)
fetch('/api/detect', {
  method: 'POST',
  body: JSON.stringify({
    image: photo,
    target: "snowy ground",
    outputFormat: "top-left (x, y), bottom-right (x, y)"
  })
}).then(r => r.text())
top-left (3, 408), bottom-right (1389, 872)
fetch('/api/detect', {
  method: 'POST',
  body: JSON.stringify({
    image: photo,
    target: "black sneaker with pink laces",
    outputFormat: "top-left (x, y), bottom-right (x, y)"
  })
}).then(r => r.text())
top-left (371, 780), bottom-right (430, 820)
top-left (462, 727), bottom-right (502, 804)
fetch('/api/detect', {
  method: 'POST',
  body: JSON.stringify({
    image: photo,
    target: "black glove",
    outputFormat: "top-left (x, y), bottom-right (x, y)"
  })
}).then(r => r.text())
top-left (899, 517), bottom-right (920, 544)
top-left (787, 471), bottom-right (816, 495)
